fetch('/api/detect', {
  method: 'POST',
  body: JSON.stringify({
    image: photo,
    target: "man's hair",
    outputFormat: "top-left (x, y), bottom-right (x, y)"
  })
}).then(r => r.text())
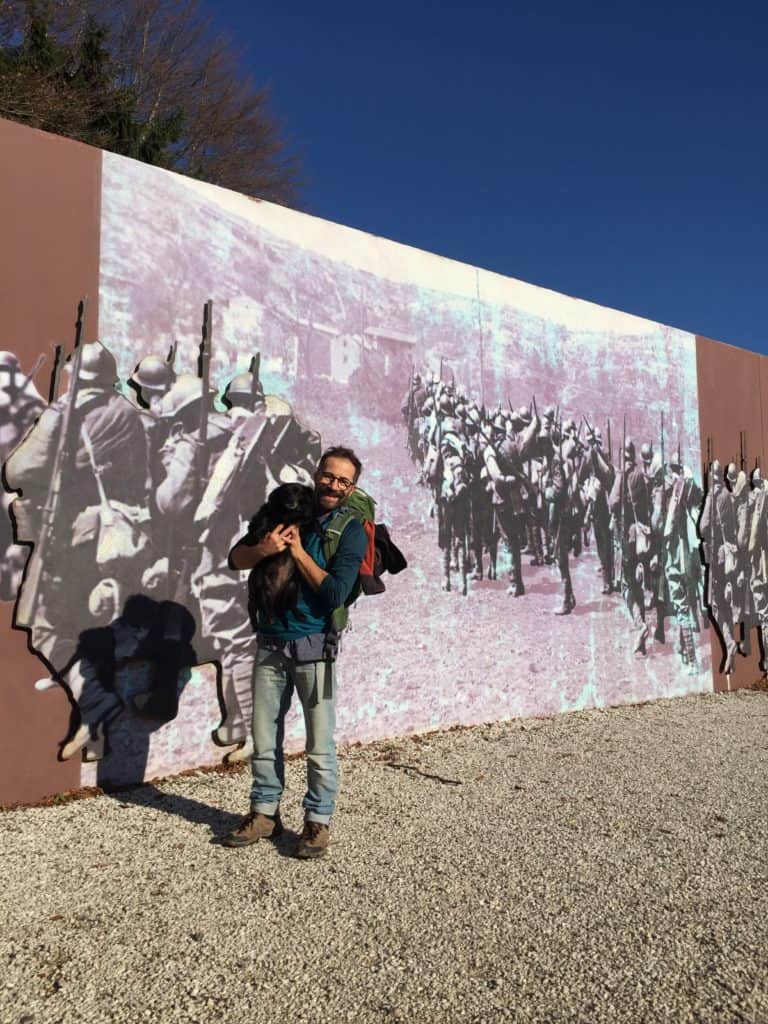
top-left (317, 446), bottom-right (363, 483)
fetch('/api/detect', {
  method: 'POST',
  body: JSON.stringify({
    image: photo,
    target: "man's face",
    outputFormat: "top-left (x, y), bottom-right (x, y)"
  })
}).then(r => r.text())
top-left (315, 456), bottom-right (357, 512)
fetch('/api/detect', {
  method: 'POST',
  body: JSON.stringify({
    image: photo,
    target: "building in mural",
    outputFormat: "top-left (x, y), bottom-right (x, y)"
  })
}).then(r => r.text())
top-left (0, 116), bottom-right (766, 804)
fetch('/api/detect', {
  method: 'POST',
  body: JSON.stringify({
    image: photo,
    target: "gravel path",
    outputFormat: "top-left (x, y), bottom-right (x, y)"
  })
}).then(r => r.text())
top-left (2, 690), bottom-right (768, 1024)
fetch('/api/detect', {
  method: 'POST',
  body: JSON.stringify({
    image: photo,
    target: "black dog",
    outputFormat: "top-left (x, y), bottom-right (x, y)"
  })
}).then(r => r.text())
top-left (247, 483), bottom-right (316, 626)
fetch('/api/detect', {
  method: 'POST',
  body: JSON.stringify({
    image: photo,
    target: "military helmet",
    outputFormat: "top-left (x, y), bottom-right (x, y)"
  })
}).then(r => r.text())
top-left (159, 374), bottom-right (212, 418)
top-left (0, 351), bottom-right (20, 373)
top-left (542, 405), bottom-right (555, 421)
top-left (223, 371), bottom-right (264, 402)
top-left (492, 413), bottom-right (506, 434)
top-left (412, 373), bottom-right (422, 385)
top-left (668, 447), bottom-right (683, 471)
top-left (726, 461), bottom-right (738, 484)
top-left (624, 438), bottom-right (636, 463)
top-left (69, 342), bottom-right (118, 383)
top-left (563, 417), bottom-right (577, 436)
top-left (640, 442), bottom-right (653, 463)
top-left (439, 394), bottom-right (455, 415)
top-left (751, 465), bottom-right (763, 487)
top-left (711, 459), bottom-right (724, 484)
top-left (132, 354), bottom-right (174, 393)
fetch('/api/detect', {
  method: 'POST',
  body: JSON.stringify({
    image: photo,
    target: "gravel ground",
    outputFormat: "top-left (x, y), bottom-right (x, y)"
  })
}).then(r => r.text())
top-left (2, 690), bottom-right (768, 1024)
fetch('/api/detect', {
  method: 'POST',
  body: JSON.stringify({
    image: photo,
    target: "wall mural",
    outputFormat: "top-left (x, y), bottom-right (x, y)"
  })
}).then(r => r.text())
top-left (1, 148), bottom-right (730, 789)
top-left (403, 374), bottom-right (706, 675)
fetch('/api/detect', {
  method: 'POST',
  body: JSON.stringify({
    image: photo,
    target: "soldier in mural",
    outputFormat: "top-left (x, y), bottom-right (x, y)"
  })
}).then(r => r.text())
top-left (482, 411), bottom-right (536, 598)
top-left (609, 439), bottom-right (654, 655)
top-left (0, 351), bottom-right (47, 600)
top-left (545, 431), bottom-right (577, 615)
top-left (465, 410), bottom-right (499, 582)
top-left (5, 341), bottom-right (153, 759)
top-left (747, 465), bottom-right (768, 670)
top-left (729, 464), bottom-right (754, 657)
top-left (699, 460), bottom-right (739, 674)
top-left (581, 424), bottom-right (615, 594)
top-left (659, 449), bottom-right (703, 672)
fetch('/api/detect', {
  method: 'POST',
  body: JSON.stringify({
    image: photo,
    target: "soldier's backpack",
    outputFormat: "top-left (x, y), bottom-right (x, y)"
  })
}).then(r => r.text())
top-left (322, 487), bottom-right (406, 635)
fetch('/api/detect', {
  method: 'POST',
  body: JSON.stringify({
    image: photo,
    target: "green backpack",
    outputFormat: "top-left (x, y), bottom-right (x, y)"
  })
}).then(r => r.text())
top-left (322, 488), bottom-right (376, 634)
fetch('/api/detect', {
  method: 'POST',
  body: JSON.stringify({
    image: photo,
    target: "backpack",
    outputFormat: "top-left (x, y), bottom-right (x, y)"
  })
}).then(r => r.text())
top-left (321, 487), bottom-right (378, 634)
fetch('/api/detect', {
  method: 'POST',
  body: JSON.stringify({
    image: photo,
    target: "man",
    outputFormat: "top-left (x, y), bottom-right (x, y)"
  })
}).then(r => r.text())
top-left (224, 446), bottom-right (367, 859)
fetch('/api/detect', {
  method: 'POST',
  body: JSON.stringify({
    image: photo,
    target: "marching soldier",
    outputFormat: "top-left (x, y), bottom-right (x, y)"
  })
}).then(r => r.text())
top-left (483, 411), bottom-right (538, 597)
top-left (609, 439), bottom-right (653, 654)
top-left (699, 460), bottom-right (739, 674)
top-left (546, 436), bottom-right (577, 615)
top-left (731, 468), bottom-right (754, 656)
top-left (747, 466), bottom-right (768, 671)
top-left (661, 451), bottom-right (703, 672)
top-left (582, 425), bottom-right (615, 593)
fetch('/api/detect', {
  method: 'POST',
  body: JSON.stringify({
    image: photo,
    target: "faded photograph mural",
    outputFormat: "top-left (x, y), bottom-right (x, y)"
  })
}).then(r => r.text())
top-left (8, 149), bottom-right (703, 787)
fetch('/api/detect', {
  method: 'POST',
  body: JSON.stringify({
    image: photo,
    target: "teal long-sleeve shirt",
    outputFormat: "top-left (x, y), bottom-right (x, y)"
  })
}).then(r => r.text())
top-left (229, 511), bottom-right (367, 640)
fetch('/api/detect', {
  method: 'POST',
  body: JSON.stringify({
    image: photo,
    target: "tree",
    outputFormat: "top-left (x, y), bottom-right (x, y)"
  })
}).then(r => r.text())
top-left (0, 0), bottom-right (300, 204)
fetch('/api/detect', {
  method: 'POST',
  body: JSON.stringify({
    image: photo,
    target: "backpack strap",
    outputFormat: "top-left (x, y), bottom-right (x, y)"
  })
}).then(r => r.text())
top-left (321, 507), bottom-right (363, 636)
top-left (321, 506), bottom-right (357, 564)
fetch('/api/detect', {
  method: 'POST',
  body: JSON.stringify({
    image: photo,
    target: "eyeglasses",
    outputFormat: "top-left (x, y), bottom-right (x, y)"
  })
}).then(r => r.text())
top-left (317, 471), bottom-right (355, 490)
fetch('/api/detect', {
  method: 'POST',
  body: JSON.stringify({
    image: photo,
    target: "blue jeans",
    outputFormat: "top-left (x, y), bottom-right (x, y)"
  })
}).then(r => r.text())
top-left (249, 647), bottom-right (338, 824)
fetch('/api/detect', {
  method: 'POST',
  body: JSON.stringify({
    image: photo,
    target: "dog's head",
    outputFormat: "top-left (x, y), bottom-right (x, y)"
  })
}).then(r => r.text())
top-left (265, 483), bottom-right (316, 527)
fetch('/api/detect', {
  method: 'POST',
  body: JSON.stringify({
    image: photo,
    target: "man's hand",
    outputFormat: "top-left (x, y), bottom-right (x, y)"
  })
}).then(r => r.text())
top-left (281, 524), bottom-right (305, 558)
top-left (260, 524), bottom-right (291, 558)
top-left (229, 524), bottom-right (293, 570)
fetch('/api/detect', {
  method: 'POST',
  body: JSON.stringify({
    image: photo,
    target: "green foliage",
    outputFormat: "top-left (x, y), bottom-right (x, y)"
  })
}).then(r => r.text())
top-left (0, 1), bottom-right (299, 201)
top-left (0, 6), bottom-right (184, 168)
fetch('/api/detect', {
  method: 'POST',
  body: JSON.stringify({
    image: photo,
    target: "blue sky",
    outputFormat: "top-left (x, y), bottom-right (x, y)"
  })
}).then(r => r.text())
top-left (202, 1), bottom-right (768, 354)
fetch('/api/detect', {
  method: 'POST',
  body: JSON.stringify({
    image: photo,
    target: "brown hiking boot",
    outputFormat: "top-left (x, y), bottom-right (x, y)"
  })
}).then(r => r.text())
top-left (295, 820), bottom-right (330, 859)
top-left (221, 810), bottom-right (283, 848)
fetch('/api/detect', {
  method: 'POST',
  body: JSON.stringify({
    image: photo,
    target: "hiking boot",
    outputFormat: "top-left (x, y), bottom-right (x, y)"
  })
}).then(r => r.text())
top-left (221, 810), bottom-right (283, 848)
top-left (295, 819), bottom-right (330, 859)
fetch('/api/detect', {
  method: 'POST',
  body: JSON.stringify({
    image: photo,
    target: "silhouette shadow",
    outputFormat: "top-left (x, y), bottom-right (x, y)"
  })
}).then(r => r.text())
top-left (110, 783), bottom-right (244, 839)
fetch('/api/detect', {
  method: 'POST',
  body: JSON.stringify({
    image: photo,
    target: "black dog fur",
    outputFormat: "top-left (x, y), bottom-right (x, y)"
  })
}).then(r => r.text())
top-left (247, 483), bottom-right (316, 626)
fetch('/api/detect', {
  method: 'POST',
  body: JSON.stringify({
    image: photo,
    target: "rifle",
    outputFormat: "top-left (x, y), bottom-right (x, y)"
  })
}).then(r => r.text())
top-left (169, 300), bottom-right (213, 608)
top-left (660, 410), bottom-right (666, 529)
top-left (48, 345), bottom-right (63, 405)
top-left (167, 341), bottom-right (178, 370)
top-left (740, 430), bottom-right (747, 472)
top-left (250, 352), bottom-right (261, 411)
top-left (198, 300), bottom-right (213, 448)
top-left (607, 419), bottom-right (612, 464)
top-left (15, 299), bottom-right (88, 628)
top-left (616, 413), bottom-right (626, 590)
top-left (439, 356), bottom-right (444, 382)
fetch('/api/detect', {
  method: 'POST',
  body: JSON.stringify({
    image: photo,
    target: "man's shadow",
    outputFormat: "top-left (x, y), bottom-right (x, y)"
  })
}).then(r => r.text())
top-left (54, 594), bottom-right (205, 790)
